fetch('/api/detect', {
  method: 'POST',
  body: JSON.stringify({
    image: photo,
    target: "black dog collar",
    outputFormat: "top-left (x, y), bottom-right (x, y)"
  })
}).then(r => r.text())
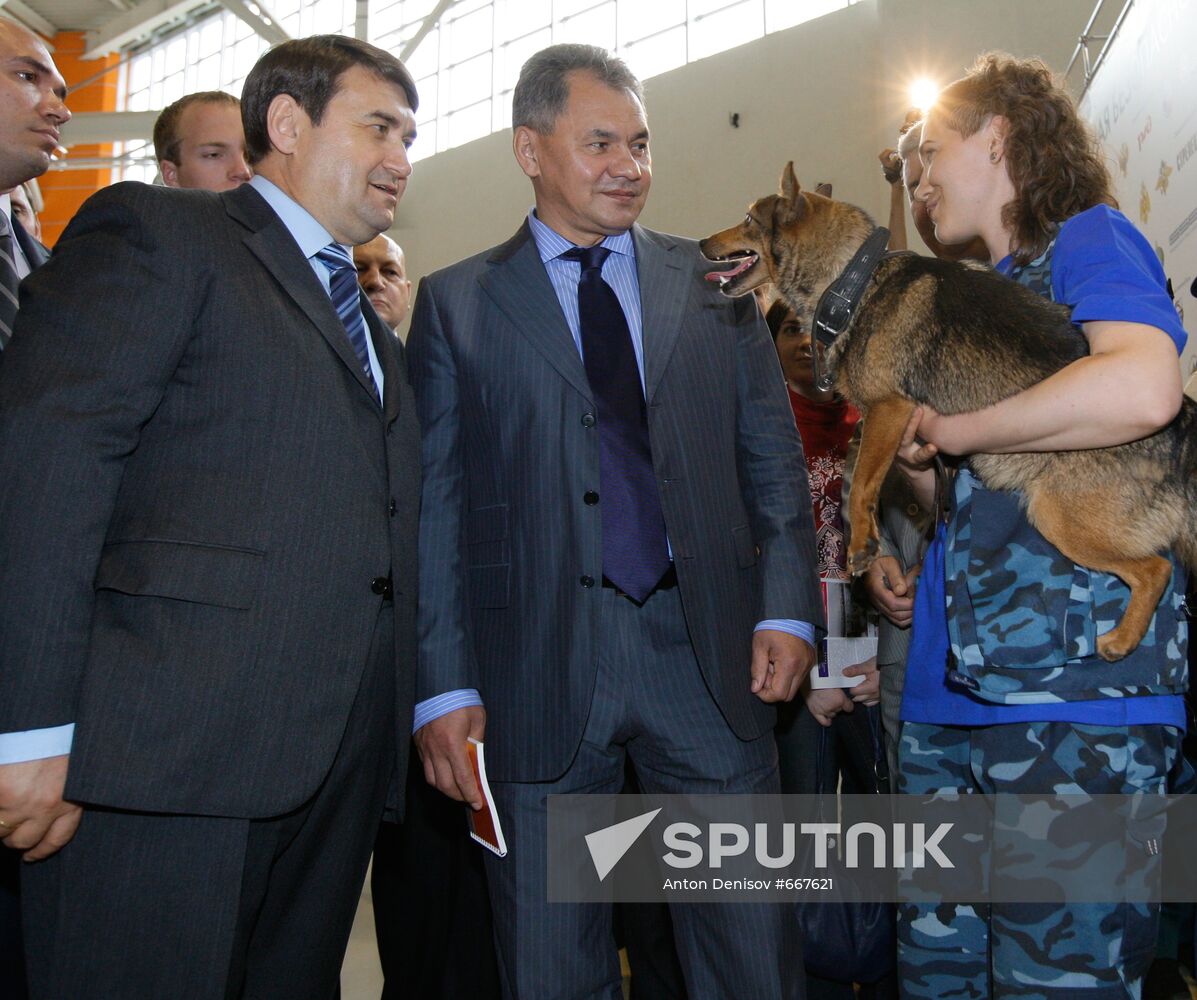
top-left (811, 226), bottom-right (892, 350)
top-left (810, 227), bottom-right (910, 392)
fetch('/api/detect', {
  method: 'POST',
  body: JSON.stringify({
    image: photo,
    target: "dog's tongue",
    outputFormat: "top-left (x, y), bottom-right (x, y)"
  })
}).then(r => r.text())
top-left (704, 254), bottom-right (756, 283)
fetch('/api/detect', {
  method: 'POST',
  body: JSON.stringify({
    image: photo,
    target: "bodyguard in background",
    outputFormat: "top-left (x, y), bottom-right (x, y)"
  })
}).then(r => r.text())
top-left (409, 43), bottom-right (822, 999)
top-left (0, 35), bottom-right (421, 999)
top-left (154, 90), bottom-right (252, 192)
top-left (0, 19), bottom-right (70, 999)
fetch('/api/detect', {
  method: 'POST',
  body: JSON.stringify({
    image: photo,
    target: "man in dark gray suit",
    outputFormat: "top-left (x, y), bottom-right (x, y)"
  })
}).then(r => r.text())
top-left (0, 20), bottom-right (69, 998)
top-left (0, 35), bottom-right (421, 999)
top-left (408, 43), bottom-right (822, 1000)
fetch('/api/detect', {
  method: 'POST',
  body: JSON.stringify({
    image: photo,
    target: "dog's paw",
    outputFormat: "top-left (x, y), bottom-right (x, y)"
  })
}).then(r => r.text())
top-left (1096, 631), bottom-right (1137, 662)
top-left (847, 537), bottom-right (879, 577)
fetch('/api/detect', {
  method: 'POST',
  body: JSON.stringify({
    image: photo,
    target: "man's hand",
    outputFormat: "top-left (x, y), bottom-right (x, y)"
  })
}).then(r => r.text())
top-left (0, 755), bottom-right (82, 861)
top-left (414, 706), bottom-right (487, 810)
top-left (750, 629), bottom-right (815, 704)
top-left (863, 555), bottom-right (918, 628)
top-left (879, 147), bottom-right (902, 185)
top-left (843, 655), bottom-right (881, 705)
top-left (804, 687), bottom-right (853, 727)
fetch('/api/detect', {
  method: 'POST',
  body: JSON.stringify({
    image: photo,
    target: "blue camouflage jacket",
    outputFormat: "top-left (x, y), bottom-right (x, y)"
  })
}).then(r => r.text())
top-left (943, 243), bottom-right (1189, 704)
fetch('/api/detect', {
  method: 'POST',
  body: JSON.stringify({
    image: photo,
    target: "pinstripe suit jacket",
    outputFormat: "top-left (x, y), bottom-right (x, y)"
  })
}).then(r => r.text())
top-left (0, 182), bottom-right (421, 818)
top-left (408, 221), bottom-right (823, 782)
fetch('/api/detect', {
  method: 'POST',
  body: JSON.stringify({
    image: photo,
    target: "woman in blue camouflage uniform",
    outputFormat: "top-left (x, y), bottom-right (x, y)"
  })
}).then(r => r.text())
top-left (894, 53), bottom-right (1189, 999)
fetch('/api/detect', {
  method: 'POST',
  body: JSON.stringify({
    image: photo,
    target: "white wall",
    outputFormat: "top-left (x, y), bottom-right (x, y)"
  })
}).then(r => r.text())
top-left (389, 0), bottom-right (1096, 321)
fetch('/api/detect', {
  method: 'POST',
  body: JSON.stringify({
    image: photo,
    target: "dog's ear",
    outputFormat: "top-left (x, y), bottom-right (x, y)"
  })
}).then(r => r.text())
top-left (779, 161), bottom-right (801, 203)
top-left (776, 162), bottom-right (809, 225)
top-left (815, 182), bottom-right (832, 198)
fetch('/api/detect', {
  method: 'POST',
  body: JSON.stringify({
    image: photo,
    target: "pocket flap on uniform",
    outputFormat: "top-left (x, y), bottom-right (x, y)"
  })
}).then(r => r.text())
top-left (94, 540), bottom-right (266, 610)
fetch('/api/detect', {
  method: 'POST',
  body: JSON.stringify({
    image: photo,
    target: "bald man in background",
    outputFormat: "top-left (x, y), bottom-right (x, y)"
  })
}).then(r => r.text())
top-left (354, 232), bottom-right (411, 337)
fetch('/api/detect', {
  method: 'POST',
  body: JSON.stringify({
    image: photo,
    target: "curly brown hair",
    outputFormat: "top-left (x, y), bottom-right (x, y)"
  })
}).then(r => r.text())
top-left (933, 52), bottom-right (1116, 266)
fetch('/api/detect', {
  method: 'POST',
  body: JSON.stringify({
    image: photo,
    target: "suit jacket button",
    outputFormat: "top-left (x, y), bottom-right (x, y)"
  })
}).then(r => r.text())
top-left (583, 490), bottom-right (599, 505)
top-left (388, 499), bottom-right (398, 517)
top-left (371, 576), bottom-right (393, 599)
top-left (581, 412), bottom-right (596, 427)
top-left (580, 575), bottom-right (595, 588)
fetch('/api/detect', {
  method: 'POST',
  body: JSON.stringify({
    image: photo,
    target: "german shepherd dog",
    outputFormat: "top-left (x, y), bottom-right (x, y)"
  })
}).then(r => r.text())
top-left (700, 163), bottom-right (1197, 661)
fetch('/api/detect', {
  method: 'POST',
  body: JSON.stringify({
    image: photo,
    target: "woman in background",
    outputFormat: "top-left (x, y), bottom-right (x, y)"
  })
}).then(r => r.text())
top-left (767, 301), bottom-right (894, 999)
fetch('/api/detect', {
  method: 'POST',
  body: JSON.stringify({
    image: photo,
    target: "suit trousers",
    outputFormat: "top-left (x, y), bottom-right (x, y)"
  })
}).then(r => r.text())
top-left (484, 585), bottom-right (804, 1000)
top-left (21, 606), bottom-right (396, 1000)
top-left (371, 754), bottom-right (501, 999)
top-left (0, 852), bottom-right (26, 999)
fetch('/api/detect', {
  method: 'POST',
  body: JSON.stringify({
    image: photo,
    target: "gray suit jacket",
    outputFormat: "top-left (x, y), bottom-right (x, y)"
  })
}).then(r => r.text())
top-left (0, 182), bottom-right (421, 818)
top-left (408, 221), bottom-right (823, 782)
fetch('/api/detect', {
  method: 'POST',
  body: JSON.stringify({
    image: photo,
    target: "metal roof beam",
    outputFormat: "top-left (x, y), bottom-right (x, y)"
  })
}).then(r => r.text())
top-left (62, 109), bottom-right (160, 146)
top-left (218, 0), bottom-right (288, 46)
top-left (83, 0), bottom-right (203, 58)
top-left (400, 0), bottom-right (455, 63)
top-left (0, 0), bottom-right (58, 40)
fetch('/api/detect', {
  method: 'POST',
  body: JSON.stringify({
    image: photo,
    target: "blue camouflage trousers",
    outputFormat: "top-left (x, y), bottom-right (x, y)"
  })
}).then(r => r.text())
top-left (897, 720), bottom-right (1181, 999)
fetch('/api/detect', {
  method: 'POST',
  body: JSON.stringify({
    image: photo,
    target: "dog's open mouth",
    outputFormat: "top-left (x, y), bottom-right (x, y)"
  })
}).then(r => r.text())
top-left (703, 251), bottom-right (759, 288)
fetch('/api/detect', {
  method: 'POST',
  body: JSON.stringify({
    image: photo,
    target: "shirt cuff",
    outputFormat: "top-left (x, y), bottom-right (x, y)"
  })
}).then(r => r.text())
top-left (412, 689), bottom-right (484, 732)
top-left (754, 620), bottom-right (816, 647)
top-left (0, 724), bottom-right (75, 764)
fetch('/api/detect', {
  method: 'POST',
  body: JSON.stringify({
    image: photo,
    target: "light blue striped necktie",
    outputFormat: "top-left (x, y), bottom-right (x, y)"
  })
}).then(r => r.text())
top-left (315, 243), bottom-right (380, 405)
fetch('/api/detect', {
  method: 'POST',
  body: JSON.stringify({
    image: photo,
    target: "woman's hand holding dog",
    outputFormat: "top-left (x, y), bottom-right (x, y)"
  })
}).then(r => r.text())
top-left (910, 322), bottom-right (1183, 456)
top-left (894, 405), bottom-right (939, 511)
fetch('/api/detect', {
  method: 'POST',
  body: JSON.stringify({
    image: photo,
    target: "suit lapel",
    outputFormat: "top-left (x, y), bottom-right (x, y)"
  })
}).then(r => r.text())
top-left (477, 223), bottom-right (593, 403)
top-left (12, 218), bottom-right (49, 270)
top-left (224, 185), bottom-right (380, 406)
top-left (633, 225), bottom-right (690, 404)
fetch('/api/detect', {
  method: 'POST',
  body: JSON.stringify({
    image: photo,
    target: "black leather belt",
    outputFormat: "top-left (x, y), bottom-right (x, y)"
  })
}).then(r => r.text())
top-left (602, 565), bottom-right (678, 602)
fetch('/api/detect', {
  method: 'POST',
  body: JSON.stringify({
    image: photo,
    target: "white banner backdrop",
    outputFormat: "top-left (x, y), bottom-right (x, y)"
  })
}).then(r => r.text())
top-left (1079, 0), bottom-right (1197, 384)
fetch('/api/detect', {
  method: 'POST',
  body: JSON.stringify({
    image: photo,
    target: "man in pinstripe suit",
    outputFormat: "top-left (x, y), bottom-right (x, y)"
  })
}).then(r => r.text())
top-left (408, 44), bottom-right (823, 1000)
top-left (0, 36), bottom-right (421, 998)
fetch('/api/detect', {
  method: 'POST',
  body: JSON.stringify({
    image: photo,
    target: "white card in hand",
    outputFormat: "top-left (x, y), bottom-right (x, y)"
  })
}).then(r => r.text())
top-left (810, 636), bottom-right (878, 689)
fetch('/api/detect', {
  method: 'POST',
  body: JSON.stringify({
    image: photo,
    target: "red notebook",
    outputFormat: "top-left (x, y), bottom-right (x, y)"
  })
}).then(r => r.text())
top-left (466, 738), bottom-right (508, 857)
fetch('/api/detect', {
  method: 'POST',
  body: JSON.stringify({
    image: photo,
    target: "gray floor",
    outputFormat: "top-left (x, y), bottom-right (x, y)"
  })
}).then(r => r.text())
top-left (339, 863), bottom-right (384, 1000)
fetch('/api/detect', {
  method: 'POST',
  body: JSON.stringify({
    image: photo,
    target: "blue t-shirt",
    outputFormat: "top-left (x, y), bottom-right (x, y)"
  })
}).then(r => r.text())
top-left (900, 205), bottom-right (1188, 728)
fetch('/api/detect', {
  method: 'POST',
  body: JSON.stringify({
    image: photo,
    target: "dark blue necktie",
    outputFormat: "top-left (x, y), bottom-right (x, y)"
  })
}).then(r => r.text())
top-left (0, 212), bottom-right (19, 349)
top-left (563, 245), bottom-right (670, 602)
top-left (316, 244), bottom-right (381, 405)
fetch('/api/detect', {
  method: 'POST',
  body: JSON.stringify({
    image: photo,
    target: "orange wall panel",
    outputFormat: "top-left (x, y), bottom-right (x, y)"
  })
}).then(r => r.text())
top-left (38, 31), bottom-right (121, 246)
